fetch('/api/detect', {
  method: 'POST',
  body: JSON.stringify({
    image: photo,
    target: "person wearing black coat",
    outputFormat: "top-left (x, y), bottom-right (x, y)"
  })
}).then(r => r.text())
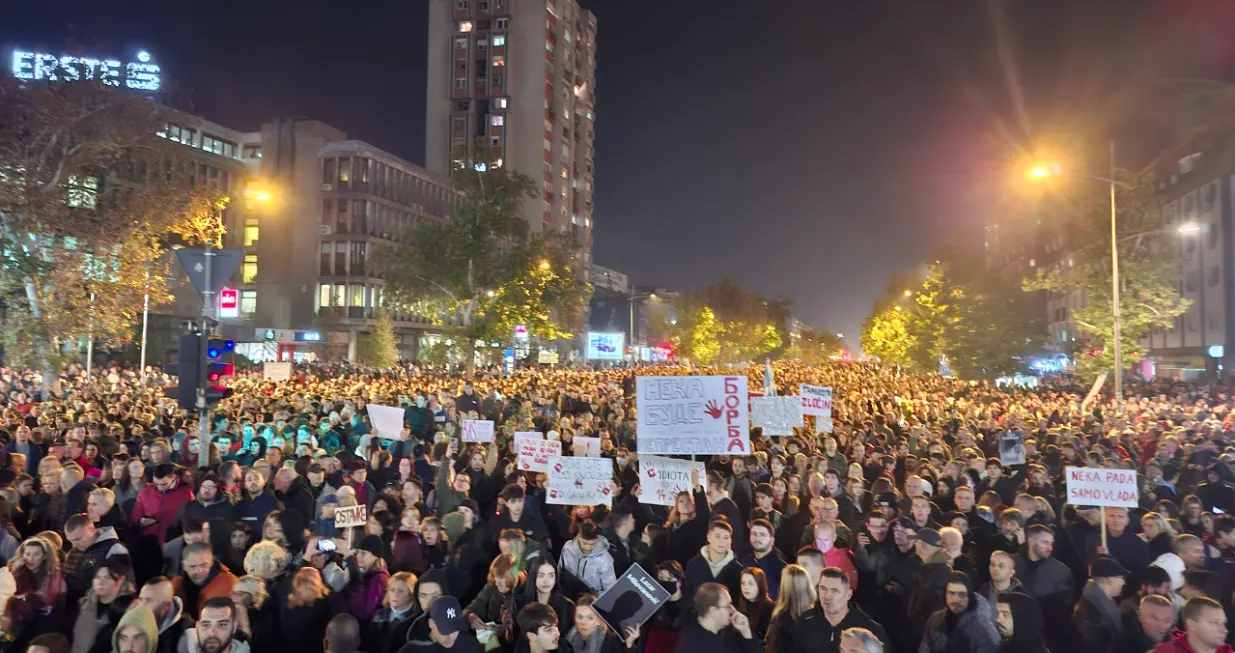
top-left (1015, 526), bottom-right (1074, 653)
top-left (795, 566), bottom-right (893, 653)
top-left (274, 473), bottom-right (318, 525)
top-left (1071, 557), bottom-right (1128, 653)
top-left (672, 583), bottom-right (762, 653)
top-left (995, 592), bottom-right (1048, 653)
top-left (667, 488), bottom-right (711, 567)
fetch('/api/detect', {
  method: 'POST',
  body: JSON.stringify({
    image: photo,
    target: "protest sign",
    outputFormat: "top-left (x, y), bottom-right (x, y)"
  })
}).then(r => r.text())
top-left (593, 564), bottom-right (672, 634)
top-left (365, 404), bottom-right (406, 440)
top-left (263, 361), bottom-right (292, 382)
top-left (800, 384), bottom-right (833, 417)
top-left (750, 396), bottom-right (802, 436)
top-left (572, 436), bottom-right (601, 457)
top-left (636, 375), bottom-right (749, 455)
top-left (461, 419), bottom-right (495, 443)
top-left (1065, 466), bottom-right (1138, 507)
top-left (545, 456), bottom-right (613, 506)
top-left (334, 505), bottom-right (367, 529)
top-left (514, 431), bottom-right (543, 443)
top-left (816, 416), bottom-right (834, 434)
top-left (517, 438), bottom-right (562, 473)
top-left (999, 431), bottom-right (1025, 466)
top-left (638, 454), bottom-right (705, 506)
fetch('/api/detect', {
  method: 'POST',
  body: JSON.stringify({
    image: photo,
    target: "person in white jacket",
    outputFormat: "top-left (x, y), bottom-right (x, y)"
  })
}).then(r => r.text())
top-left (559, 521), bottom-right (617, 595)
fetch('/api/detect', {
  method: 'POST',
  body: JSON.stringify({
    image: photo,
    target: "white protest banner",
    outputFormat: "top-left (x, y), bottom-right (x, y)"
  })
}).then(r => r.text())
top-left (517, 438), bottom-right (562, 472)
top-left (817, 416), bottom-right (834, 434)
top-left (334, 505), bottom-right (367, 529)
top-left (800, 384), bottom-right (833, 417)
top-left (461, 419), bottom-right (495, 443)
top-left (263, 361), bottom-right (292, 382)
top-left (514, 431), bottom-right (543, 443)
top-left (750, 396), bottom-right (802, 436)
top-left (636, 375), bottom-right (749, 455)
top-left (1065, 466), bottom-right (1138, 507)
top-left (638, 454), bottom-right (705, 506)
top-left (366, 404), bottom-right (406, 440)
top-left (546, 456), bottom-right (613, 506)
top-left (572, 436), bottom-right (601, 457)
top-left (1081, 372), bottom-right (1108, 410)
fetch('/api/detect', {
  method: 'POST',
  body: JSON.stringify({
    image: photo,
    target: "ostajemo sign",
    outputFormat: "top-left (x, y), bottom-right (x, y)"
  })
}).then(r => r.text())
top-left (10, 50), bottom-right (161, 91)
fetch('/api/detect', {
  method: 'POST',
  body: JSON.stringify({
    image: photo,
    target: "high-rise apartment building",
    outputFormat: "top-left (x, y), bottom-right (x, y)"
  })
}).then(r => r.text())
top-left (426, 0), bottom-right (597, 278)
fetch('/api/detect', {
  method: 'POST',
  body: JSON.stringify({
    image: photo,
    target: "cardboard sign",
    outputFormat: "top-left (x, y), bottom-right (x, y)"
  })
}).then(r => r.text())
top-left (800, 384), bottom-right (833, 417)
top-left (366, 404), bottom-right (405, 440)
top-left (262, 361), bottom-right (292, 382)
top-left (334, 505), bottom-right (367, 529)
top-left (636, 375), bottom-right (749, 455)
top-left (593, 564), bottom-right (672, 633)
top-left (461, 419), bottom-right (495, 443)
top-left (545, 456), bottom-right (613, 506)
top-left (572, 436), bottom-right (601, 457)
top-left (638, 454), bottom-right (705, 506)
top-left (750, 396), bottom-right (802, 436)
top-left (1065, 466), bottom-right (1138, 507)
top-left (518, 438), bottom-right (562, 472)
top-left (999, 431), bottom-right (1025, 466)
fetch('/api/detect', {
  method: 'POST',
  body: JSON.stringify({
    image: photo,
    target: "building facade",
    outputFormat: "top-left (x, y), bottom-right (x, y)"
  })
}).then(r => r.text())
top-left (425, 0), bottom-right (597, 278)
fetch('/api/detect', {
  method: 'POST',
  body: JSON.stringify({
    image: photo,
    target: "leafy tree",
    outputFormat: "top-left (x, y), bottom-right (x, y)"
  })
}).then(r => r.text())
top-left (358, 312), bottom-right (400, 368)
top-left (1023, 175), bottom-right (1188, 381)
top-left (371, 161), bottom-right (591, 376)
top-left (786, 328), bottom-right (843, 364)
top-left (861, 305), bottom-right (915, 368)
top-left (0, 68), bottom-right (226, 384)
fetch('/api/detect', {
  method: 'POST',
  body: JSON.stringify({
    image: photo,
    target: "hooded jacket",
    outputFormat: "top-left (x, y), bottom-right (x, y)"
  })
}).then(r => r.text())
top-left (154, 596), bottom-right (194, 653)
top-left (348, 563), bottom-right (391, 621)
top-left (71, 591), bottom-right (135, 653)
top-left (560, 536), bottom-right (618, 595)
top-left (995, 592), bottom-right (1048, 653)
top-left (920, 589), bottom-right (1000, 653)
top-left (111, 603), bottom-right (158, 653)
top-left (132, 479), bottom-right (195, 546)
top-left (684, 545), bottom-right (743, 599)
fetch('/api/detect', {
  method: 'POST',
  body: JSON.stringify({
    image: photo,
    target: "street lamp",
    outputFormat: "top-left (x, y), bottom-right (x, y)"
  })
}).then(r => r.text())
top-left (1029, 141), bottom-right (1132, 413)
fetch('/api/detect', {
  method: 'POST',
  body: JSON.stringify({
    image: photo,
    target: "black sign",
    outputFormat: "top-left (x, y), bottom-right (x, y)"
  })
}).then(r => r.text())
top-left (592, 564), bottom-right (671, 634)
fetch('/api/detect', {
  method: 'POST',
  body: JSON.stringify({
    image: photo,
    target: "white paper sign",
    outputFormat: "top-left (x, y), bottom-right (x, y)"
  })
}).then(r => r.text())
top-left (366, 404), bottom-right (406, 440)
top-left (263, 362), bottom-right (292, 382)
top-left (545, 456), bottom-right (613, 506)
top-left (572, 436), bottom-right (601, 457)
top-left (817, 416), bottom-right (834, 434)
top-left (517, 438), bottom-right (562, 472)
top-left (334, 505), bottom-right (367, 529)
top-left (461, 419), bottom-right (495, 443)
top-left (638, 454), bottom-right (705, 506)
top-left (800, 384), bottom-right (832, 417)
top-left (750, 396), bottom-right (803, 436)
top-left (514, 431), bottom-right (543, 443)
top-left (1065, 466), bottom-right (1138, 507)
top-left (636, 375), bottom-right (749, 455)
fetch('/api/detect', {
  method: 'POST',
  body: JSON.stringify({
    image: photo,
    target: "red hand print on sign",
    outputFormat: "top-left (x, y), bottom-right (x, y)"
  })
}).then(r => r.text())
top-left (554, 463), bottom-right (563, 473)
top-left (647, 468), bottom-right (657, 478)
top-left (703, 399), bottom-right (723, 419)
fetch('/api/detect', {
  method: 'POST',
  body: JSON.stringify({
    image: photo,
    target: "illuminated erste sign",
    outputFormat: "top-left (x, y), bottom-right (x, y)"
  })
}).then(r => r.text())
top-left (9, 49), bottom-right (161, 91)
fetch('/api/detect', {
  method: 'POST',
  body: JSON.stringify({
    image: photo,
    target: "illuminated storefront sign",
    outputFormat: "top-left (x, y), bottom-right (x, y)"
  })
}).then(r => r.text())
top-left (10, 49), bottom-right (161, 91)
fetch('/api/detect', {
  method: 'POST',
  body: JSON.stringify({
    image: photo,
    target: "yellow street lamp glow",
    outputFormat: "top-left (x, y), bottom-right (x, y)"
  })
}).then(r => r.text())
top-left (538, 260), bottom-right (551, 271)
top-left (903, 289), bottom-right (912, 297)
top-left (1179, 223), bottom-right (1202, 235)
top-left (255, 191), bottom-right (272, 202)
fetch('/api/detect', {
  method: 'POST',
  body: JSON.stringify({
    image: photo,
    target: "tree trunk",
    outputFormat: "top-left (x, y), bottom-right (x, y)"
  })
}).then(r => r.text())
top-left (465, 336), bottom-right (477, 379)
top-left (24, 281), bottom-right (54, 395)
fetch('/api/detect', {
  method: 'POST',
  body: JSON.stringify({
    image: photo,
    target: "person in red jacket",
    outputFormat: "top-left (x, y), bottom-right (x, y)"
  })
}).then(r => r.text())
top-left (131, 463), bottom-right (195, 546)
top-left (1156, 596), bottom-right (1233, 653)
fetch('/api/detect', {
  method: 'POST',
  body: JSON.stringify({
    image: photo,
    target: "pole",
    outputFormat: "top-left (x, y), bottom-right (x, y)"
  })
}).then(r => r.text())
top-left (1109, 138), bottom-right (1124, 415)
top-left (139, 268), bottom-right (150, 388)
top-left (198, 241), bottom-right (213, 469)
top-left (629, 292), bottom-right (635, 356)
top-left (1100, 506), bottom-right (1108, 550)
top-left (85, 293), bottom-right (95, 376)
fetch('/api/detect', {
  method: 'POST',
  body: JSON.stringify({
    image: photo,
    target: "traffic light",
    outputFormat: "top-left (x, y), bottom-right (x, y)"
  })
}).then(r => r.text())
top-left (164, 333), bottom-right (202, 410)
top-left (206, 338), bottom-right (235, 359)
top-left (204, 337), bottom-right (235, 406)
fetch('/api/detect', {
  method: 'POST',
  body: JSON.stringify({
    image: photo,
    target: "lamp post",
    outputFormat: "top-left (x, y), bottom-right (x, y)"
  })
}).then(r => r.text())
top-left (1030, 140), bottom-right (1133, 413)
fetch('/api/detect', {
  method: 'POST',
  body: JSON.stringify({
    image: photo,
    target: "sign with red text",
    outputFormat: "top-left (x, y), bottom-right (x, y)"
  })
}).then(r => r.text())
top-left (636, 375), bottom-right (749, 455)
top-left (638, 454), bottom-right (706, 506)
top-left (219, 287), bottom-right (239, 318)
top-left (545, 456), bottom-right (613, 506)
top-left (334, 505), bottom-right (367, 529)
top-left (517, 438), bottom-right (561, 473)
top-left (1065, 466), bottom-right (1138, 507)
top-left (800, 384), bottom-right (833, 417)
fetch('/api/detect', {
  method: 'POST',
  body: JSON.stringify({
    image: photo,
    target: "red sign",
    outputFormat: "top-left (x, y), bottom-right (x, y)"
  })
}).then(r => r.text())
top-left (219, 288), bottom-right (239, 318)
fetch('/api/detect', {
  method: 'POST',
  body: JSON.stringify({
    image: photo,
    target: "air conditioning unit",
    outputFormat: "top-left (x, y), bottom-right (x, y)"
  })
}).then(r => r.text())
top-left (321, 183), bottom-right (333, 191)
top-left (320, 224), bottom-right (334, 235)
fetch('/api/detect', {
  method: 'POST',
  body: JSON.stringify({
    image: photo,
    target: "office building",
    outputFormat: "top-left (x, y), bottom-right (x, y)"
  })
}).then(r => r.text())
top-left (425, 0), bottom-right (597, 278)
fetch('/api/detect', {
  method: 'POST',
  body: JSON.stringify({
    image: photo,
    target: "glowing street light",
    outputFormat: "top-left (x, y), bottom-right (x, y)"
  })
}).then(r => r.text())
top-left (903, 289), bottom-right (913, 297)
top-left (538, 260), bottom-right (551, 271)
top-left (1179, 222), bottom-right (1202, 235)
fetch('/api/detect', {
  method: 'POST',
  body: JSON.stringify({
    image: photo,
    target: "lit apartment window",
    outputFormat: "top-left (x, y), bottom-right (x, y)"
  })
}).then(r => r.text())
top-left (243, 222), bottom-right (259, 247)
top-left (240, 290), bottom-right (256, 315)
top-left (455, 37), bottom-right (468, 49)
top-left (242, 254), bottom-right (258, 283)
top-left (458, 21), bottom-right (473, 33)
top-left (319, 284), bottom-right (332, 308)
top-left (491, 115), bottom-right (504, 126)
top-left (65, 176), bottom-right (98, 209)
top-left (493, 35), bottom-right (506, 46)
top-left (492, 56), bottom-right (505, 67)
top-left (495, 97), bottom-right (508, 109)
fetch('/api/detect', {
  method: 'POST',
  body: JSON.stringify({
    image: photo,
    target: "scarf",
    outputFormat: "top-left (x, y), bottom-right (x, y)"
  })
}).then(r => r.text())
top-left (1081, 580), bottom-right (1123, 634)
top-left (567, 627), bottom-right (606, 653)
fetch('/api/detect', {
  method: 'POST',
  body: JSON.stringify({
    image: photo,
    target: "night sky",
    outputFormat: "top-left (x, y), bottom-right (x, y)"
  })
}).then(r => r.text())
top-left (5, 0), bottom-right (1235, 344)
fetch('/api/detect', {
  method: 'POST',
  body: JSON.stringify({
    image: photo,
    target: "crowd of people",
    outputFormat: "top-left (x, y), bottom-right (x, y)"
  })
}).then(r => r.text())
top-left (0, 359), bottom-right (1233, 653)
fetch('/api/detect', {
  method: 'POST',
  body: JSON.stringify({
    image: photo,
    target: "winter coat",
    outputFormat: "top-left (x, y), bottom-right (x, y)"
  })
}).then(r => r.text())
top-left (908, 550), bottom-right (955, 634)
top-left (154, 596), bottom-right (193, 653)
top-left (131, 480), bottom-right (195, 546)
top-left (178, 494), bottom-right (238, 528)
top-left (764, 610), bottom-right (802, 653)
top-left (464, 581), bottom-right (515, 625)
top-left (1154, 630), bottom-right (1235, 653)
top-left (995, 592), bottom-right (1048, 653)
top-left (919, 592), bottom-right (1000, 653)
top-left (739, 550), bottom-right (787, 600)
top-left (366, 604), bottom-right (417, 653)
top-left (684, 546), bottom-right (743, 599)
top-left (1071, 581), bottom-right (1123, 653)
top-left (790, 602), bottom-right (892, 653)
top-left (349, 564), bottom-right (390, 621)
top-left (276, 477), bottom-right (319, 524)
top-left (235, 490), bottom-right (281, 529)
top-left (278, 595), bottom-right (334, 653)
top-left (666, 489), bottom-right (711, 567)
top-left (171, 563), bottom-right (237, 618)
top-left (560, 536), bottom-right (618, 596)
top-left (672, 621), bottom-right (762, 653)
top-left (65, 526), bottom-right (129, 605)
top-left (71, 592), bottom-right (136, 653)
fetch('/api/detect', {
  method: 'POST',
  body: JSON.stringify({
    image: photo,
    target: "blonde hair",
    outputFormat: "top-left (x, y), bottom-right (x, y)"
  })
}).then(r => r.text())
top-left (385, 571), bottom-right (417, 607)
top-left (89, 487), bottom-right (115, 510)
top-left (1142, 512), bottom-right (1177, 539)
top-left (232, 575), bottom-right (270, 610)
top-left (771, 564), bottom-right (816, 621)
top-left (243, 540), bottom-right (290, 581)
top-left (288, 567), bottom-right (329, 608)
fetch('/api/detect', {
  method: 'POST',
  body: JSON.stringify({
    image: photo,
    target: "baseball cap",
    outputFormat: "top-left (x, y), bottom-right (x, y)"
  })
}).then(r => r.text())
top-left (917, 527), bottom-right (942, 547)
top-left (430, 596), bottom-right (467, 635)
top-left (1090, 556), bottom-right (1129, 579)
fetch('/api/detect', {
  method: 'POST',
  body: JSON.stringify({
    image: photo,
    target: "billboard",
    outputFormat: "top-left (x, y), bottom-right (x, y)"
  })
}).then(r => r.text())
top-left (586, 332), bottom-right (625, 360)
top-left (219, 288), bottom-right (239, 318)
